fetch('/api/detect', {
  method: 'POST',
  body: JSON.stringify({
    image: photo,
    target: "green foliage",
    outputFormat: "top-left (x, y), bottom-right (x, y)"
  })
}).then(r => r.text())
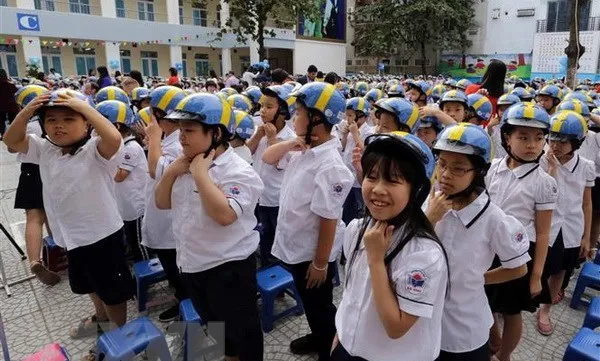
top-left (25, 62), bottom-right (40, 78)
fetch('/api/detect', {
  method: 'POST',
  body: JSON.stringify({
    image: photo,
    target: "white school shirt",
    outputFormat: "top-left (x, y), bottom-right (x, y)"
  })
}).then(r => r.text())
top-left (233, 144), bottom-right (252, 164)
top-left (22, 135), bottom-right (124, 251)
top-left (489, 126), bottom-right (507, 160)
top-left (485, 157), bottom-right (558, 244)
top-left (171, 147), bottom-right (264, 273)
top-left (336, 220), bottom-right (448, 361)
top-left (540, 154), bottom-right (595, 248)
top-left (271, 138), bottom-right (354, 264)
top-left (578, 130), bottom-right (600, 177)
top-left (114, 136), bottom-right (148, 221)
top-left (432, 192), bottom-right (531, 352)
top-left (342, 124), bottom-right (375, 188)
top-left (141, 130), bottom-right (181, 249)
top-left (252, 124), bottom-right (296, 207)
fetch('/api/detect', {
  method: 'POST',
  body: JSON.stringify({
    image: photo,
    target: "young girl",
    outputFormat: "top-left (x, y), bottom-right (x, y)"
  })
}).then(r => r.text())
top-left (487, 93), bottom-right (520, 160)
top-left (535, 85), bottom-right (563, 115)
top-left (485, 102), bottom-right (557, 361)
top-left (230, 110), bottom-right (255, 164)
top-left (246, 85), bottom-right (296, 267)
top-left (372, 98), bottom-right (420, 134)
top-left (427, 123), bottom-right (530, 360)
top-left (416, 116), bottom-right (443, 148)
top-left (241, 85), bottom-right (264, 127)
top-left (419, 90), bottom-right (468, 127)
top-left (11, 84), bottom-right (61, 285)
top-left (332, 131), bottom-right (448, 361)
top-left (95, 100), bottom-right (148, 262)
top-left (465, 93), bottom-right (492, 126)
top-left (406, 80), bottom-right (432, 107)
top-left (3, 90), bottom-right (133, 361)
top-left (155, 93), bottom-right (264, 361)
top-left (537, 110), bottom-right (594, 335)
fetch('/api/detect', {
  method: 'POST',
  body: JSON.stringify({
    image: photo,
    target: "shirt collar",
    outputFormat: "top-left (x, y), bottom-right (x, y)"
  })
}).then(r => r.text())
top-left (453, 191), bottom-right (491, 228)
top-left (497, 156), bottom-right (539, 179)
top-left (123, 135), bottom-right (136, 142)
top-left (162, 129), bottom-right (180, 146)
top-left (307, 137), bottom-right (340, 156)
top-left (561, 154), bottom-right (580, 173)
top-left (212, 146), bottom-right (235, 166)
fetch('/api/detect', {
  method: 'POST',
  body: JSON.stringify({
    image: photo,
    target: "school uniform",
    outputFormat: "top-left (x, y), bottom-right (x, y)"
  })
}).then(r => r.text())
top-left (233, 144), bottom-right (252, 164)
top-left (578, 130), bottom-right (600, 210)
top-left (171, 146), bottom-right (264, 360)
top-left (341, 123), bottom-right (374, 224)
top-left (252, 124), bottom-right (296, 267)
top-left (14, 119), bottom-right (44, 210)
top-left (540, 154), bottom-right (595, 283)
top-left (429, 191), bottom-right (530, 359)
top-left (271, 137), bottom-right (354, 361)
top-left (489, 126), bottom-right (507, 160)
top-left (115, 136), bottom-right (149, 262)
top-left (333, 219), bottom-right (448, 361)
top-left (22, 134), bottom-right (133, 305)
top-left (484, 156), bottom-right (558, 313)
top-left (141, 130), bottom-right (186, 301)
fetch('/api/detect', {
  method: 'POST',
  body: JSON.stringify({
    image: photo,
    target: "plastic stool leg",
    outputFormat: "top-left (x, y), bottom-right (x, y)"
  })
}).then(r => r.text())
top-left (137, 280), bottom-right (148, 313)
top-left (290, 284), bottom-right (305, 315)
top-left (570, 280), bottom-right (586, 309)
top-left (261, 293), bottom-right (275, 333)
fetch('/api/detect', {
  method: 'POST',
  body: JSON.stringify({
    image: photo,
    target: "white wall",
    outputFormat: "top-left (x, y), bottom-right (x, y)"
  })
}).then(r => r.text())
top-left (294, 39), bottom-right (346, 75)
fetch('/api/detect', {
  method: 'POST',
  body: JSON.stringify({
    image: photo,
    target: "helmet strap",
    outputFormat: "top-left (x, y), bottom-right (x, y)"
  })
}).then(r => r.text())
top-left (305, 109), bottom-right (324, 146)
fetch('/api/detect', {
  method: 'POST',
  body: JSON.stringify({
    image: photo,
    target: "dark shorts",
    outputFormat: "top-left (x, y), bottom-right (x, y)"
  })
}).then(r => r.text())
top-left (14, 163), bottom-right (44, 210)
top-left (592, 178), bottom-right (600, 210)
top-left (436, 342), bottom-right (490, 361)
top-left (66, 228), bottom-right (134, 305)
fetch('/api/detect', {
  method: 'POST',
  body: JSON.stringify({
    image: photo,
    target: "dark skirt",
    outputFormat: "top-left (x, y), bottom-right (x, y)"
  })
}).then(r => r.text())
top-left (14, 163), bottom-right (44, 210)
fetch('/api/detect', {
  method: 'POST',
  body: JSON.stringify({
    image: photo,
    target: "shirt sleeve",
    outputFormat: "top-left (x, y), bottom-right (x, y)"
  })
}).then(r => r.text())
top-left (92, 136), bottom-right (124, 171)
top-left (342, 219), bottom-right (361, 267)
top-left (21, 134), bottom-right (45, 164)
top-left (535, 171), bottom-right (558, 211)
top-left (391, 240), bottom-right (447, 319)
top-left (310, 164), bottom-right (354, 219)
top-left (217, 167), bottom-right (265, 218)
top-left (585, 158), bottom-right (596, 187)
top-left (491, 214), bottom-right (531, 269)
top-left (118, 143), bottom-right (137, 171)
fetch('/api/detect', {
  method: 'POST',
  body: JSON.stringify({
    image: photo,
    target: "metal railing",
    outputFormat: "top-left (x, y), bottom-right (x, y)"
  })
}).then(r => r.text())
top-left (114, 7), bottom-right (169, 22)
top-left (536, 17), bottom-right (600, 33)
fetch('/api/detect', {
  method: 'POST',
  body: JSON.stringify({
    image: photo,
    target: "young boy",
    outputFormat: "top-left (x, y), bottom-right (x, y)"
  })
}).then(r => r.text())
top-left (535, 85), bottom-right (563, 115)
top-left (262, 83), bottom-right (354, 361)
top-left (406, 80), bottom-right (432, 107)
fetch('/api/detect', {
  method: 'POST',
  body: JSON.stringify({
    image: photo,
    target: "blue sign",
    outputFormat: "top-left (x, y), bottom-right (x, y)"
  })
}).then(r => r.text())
top-left (17, 13), bottom-right (40, 31)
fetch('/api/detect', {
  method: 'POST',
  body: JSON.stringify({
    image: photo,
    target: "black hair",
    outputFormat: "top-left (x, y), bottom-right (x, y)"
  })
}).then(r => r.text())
top-left (316, 71), bottom-right (324, 79)
top-left (307, 65), bottom-right (318, 73)
top-left (324, 72), bottom-right (339, 85)
top-left (169, 67), bottom-right (178, 76)
top-left (0, 69), bottom-right (8, 81)
top-left (209, 69), bottom-right (218, 78)
top-left (479, 60), bottom-right (506, 98)
top-left (97, 66), bottom-right (109, 78)
top-left (36, 72), bottom-right (46, 82)
top-left (271, 68), bottom-right (289, 84)
top-left (129, 70), bottom-right (144, 88)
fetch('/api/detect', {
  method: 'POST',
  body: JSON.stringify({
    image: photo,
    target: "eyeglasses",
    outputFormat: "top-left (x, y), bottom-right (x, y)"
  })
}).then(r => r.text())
top-left (436, 162), bottom-right (475, 177)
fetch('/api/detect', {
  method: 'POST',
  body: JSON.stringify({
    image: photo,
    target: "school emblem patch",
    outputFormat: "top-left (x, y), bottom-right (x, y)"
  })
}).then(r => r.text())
top-left (514, 232), bottom-right (524, 243)
top-left (124, 153), bottom-right (131, 160)
top-left (229, 185), bottom-right (240, 196)
top-left (406, 270), bottom-right (426, 294)
top-left (332, 183), bottom-right (344, 196)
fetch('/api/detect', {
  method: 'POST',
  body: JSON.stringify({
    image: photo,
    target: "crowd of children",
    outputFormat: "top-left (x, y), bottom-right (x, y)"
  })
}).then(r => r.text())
top-left (2, 65), bottom-right (600, 361)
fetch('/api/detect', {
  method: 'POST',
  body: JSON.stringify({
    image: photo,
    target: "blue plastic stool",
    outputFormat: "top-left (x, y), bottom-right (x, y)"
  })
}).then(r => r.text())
top-left (256, 265), bottom-right (304, 332)
top-left (563, 327), bottom-right (600, 361)
top-left (583, 297), bottom-right (600, 330)
top-left (133, 259), bottom-right (167, 313)
top-left (96, 316), bottom-right (172, 361)
top-left (570, 262), bottom-right (600, 309)
top-left (179, 299), bottom-right (204, 361)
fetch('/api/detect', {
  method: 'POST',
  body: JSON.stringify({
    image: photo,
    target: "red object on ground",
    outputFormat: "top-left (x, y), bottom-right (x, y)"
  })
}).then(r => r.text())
top-left (22, 343), bottom-right (69, 361)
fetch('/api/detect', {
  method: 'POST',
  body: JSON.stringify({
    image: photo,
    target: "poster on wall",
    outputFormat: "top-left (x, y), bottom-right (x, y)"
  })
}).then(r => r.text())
top-left (438, 53), bottom-right (532, 80)
top-left (298, 0), bottom-right (346, 42)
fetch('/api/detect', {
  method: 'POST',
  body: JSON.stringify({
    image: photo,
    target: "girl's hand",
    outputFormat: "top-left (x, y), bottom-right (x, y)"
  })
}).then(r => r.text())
top-left (352, 146), bottom-right (363, 181)
top-left (288, 137), bottom-right (315, 152)
top-left (340, 121), bottom-right (350, 135)
top-left (419, 106), bottom-right (439, 118)
top-left (477, 88), bottom-right (489, 96)
top-left (264, 122), bottom-right (277, 141)
top-left (190, 149), bottom-right (215, 177)
top-left (487, 114), bottom-right (501, 130)
top-left (579, 239), bottom-right (591, 260)
top-left (348, 119), bottom-right (359, 135)
top-left (168, 155), bottom-right (191, 177)
top-left (145, 115), bottom-right (163, 143)
top-left (305, 262), bottom-right (328, 289)
top-left (364, 220), bottom-right (395, 264)
top-left (530, 275), bottom-right (542, 298)
top-left (426, 188), bottom-right (452, 224)
top-left (545, 148), bottom-right (559, 177)
top-left (52, 91), bottom-right (91, 113)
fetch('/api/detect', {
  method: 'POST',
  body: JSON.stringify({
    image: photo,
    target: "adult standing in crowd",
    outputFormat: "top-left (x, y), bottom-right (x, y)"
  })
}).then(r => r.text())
top-left (48, 68), bottom-right (62, 81)
top-left (242, 66), bottom-right (259, 86)
top-left (96, 66), bottom-right (112, 89)
top-left (0, 69), bottom-right (19, 139)
top-left (297, 64), bottom-right (318, 85)
top-left (465, 59), bottom-right (506, 115)
top-left (224, 71), bottom-right (240, 88)
top-left (167, 67), bottom-right (180, 86)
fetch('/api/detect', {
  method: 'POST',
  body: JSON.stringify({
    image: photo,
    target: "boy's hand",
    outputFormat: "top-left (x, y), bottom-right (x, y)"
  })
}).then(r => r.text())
top-left (145, 115), bottom-right (163, 143)
top-left (190, 149), bottom-right (215, 177)
top-left (168, 155), bottom-right (191, 177)
top-left (52, 91), bottom-right (91, 113)
top-left (264, 122), bottom-right (277, 141)
top-left (22, 94), bottom-right (51, 117)
top-left (306, 262), bottom-right (328, 289)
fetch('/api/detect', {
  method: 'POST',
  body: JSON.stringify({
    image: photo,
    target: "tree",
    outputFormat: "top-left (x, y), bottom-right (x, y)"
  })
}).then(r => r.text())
top-left (351, 0), bottom-right (476, 75)
top-left (565, 0), bottom-right (590, 88)
top-left (214, 0), bottom-right (321, 61)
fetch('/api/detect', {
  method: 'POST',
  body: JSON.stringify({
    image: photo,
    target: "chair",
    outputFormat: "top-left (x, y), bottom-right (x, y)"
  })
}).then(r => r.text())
top-left (179, 299), bottom-right (204, 361)
top-left (583, 296), bottom-right (600, 330)
top-left (570, 262), bottom-right (600, 309)
top-left (133, 259), bottom-right (167, 313)
top-left (256, 265), bottom-right (304, 332)
top-left (563, 327), bottom-right (600, 361)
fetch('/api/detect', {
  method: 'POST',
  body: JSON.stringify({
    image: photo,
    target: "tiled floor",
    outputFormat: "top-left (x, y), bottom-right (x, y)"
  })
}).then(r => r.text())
top-left (0, 146), bottom-right (598, 361)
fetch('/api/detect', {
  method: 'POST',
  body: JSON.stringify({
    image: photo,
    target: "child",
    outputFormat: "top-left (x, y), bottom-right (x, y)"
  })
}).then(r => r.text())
top-left (510, 87), bottom-right (533, 102)
top-left (487, 94), bottom-right (520, 160)
top-left (246, 85), bottom-right (296, 267)
top-left (155, 93), bottom-right (264, 360)
top-left (332, 131), bottom-right (448, 361)
top-left (130, 87), bottom-right (151, 112)
top-left (95, 100), bottom-right (148, 262)
top-left (340, 97), bottom-right (375, 224)
top-left (535, 85), bottom-right (563, 115)
top-left (11, 84), bottom-right (61, 285)
top-left (241, 86), bottom-right (264, 127)
top-left (419, 90), bottom-right (468, 127)
top-left (262, 82), bottom-right (354, 361)
top-left (231, 110), bottom-right (255, 163)
top-left (3, 90), bottom-right (133, 360)
top-left (416, 116), bottom-right (443, 148)
top-left (537, 110), bottom-right (594, 335)
top-left (372, 98), bottom-right (421, 134)
top-left (485, 102), bottom-right (557, 361)
top-left (406, 80), bottom-right (431, 107)
top-left (227, 94), bottom-right (253, 113)
top-left (95, 85), bottom-right (130, 105)
top-left (386, 84), bottom-right (405, 98)
top-left (465, 93), bottom-right (492, 126)
top-left (427, 123), bottom-right (530, 360)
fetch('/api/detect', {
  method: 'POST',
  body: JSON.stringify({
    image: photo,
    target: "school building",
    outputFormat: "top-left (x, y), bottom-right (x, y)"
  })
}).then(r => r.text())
top-left (0, 0), bottom-right (348, 78)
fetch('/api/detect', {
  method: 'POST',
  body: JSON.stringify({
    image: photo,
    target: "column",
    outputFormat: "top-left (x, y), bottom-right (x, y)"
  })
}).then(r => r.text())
top-left (21, 37), bottom-right (43, 72)
top-left (221, 48), bottom-right (232, 77)
top-left (169, 45), bottom-right (183, 72)
top-left (105, 42), bottom-right (121, 73)
top-left (166, 0), bottom-right (180, 24)
top-left (249, 40), bottom-right (260, 64)
top-left (99, 0), bottom-right (117, 18)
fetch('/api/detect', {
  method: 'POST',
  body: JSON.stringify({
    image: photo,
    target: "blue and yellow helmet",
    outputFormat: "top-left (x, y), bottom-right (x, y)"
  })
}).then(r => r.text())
top-left (242, 86), bottom-right (263, 106)
top-left (439, 90), bottom-right (468, 108)
top-left (95, 86), bottom-right (130, 105)
top-left (364, 88), bottom-right (384, 103)
top-left (407, 80), bottom-right (432, 97)
top-left (95, 100), bottom-right (135, 127)
top-left (220, 87), bottom-right (238, 97)
top-left (373, 97), bottom-right (420, 132)
top-left (336, 82), bottom-right (351, 97)
top-left (165, 93), bottom-right (235, 134)
top-left (444, 79), bottom-right (457, 87)
top-left (42, 89), bottom-right (91, 108)
top-left (501, 102), bottom-right (550, 130)
top-left (150, 85), bottom-right (187, 115)
top-left (510, 87), bottom-right (533, 101)
top-left (467, 93), bottom-right (492, 121)
top-left (232, 110), bottom-right (256, 140)
top-left (135, 107), bottom-right (153, 126)
top-left (346, 97), bottom-right (371, 115)
top-left (386, 84), bottom-right (405, 97)
top-left (557, 99), bottom-right (591, 117)
top-left (430, 84), bottom-right (446, 101)
top-left (354, 81), bottom-right (369, 96)
top-left (261, 85), bottom-right (296, 119)
top-left (14, 84), bottom-right (47, 108)
top-left (548, 110), bottom-right (588, 142)
top-left (497, 93), bottom-right (521, 106)
top-left (419, 115), bottom-right (443, 132)
top-left (455, 79), bottom-right (472, 91)
top-left (564, 91), bottom-right (595, 109)
top-left (227, 94), bottom-right (253, 113)
top-left (536, 85), bottom-right (563, 101)
top-left (292, 82), bottom-right (346, 125)
top-left (130, 87), bottom-right (151, 102)
top-left (434, 122), bottom-right (492, 164)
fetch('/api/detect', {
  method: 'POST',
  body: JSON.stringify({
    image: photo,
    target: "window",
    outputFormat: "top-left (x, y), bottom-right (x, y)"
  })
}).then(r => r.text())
top-left (141, 51), bottom-right (158, 76)
top-left (138, 0), bottom-right (154, 21)
top-left (182, 53), bottom-right (188, 77)
top-left (195, 53), bottom-right (209, 76)
top-left (70, 0), bottom-right (90, 14)
top-left (74, 47), bottom-right (96, 76)
top-left (346, 60), bottom-right (352, 66)
top-left (0, 0), bottom-right (7, 6)
top-left (120, 50), bottom-right (131, 74)
top-left (415, 58), bottom-right (430, 66)
top-left (115, 0), bottom-right (126, 17)
top-left (546, 0), bottom-right (589, 32)
top-left (34, 0), bottom-right (55, 11)
top-left (192, 2), bottom-right (207, 27)
top-left (42, 47), bottom-right (62, 74)
top-left (179, 0), bottom-right (184, 24)
top-left (0, 46), bottom-right (19, 77)
top-left (398, 59), bottom-right (410, 66)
